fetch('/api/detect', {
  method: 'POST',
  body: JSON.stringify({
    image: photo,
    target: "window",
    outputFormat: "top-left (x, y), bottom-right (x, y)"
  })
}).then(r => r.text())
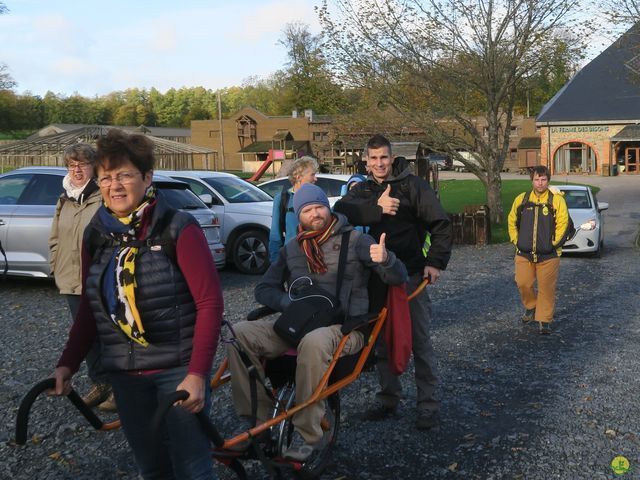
top-left (0, 174), bottom-right (31, 205)
top-left (553, 142), bottom-right (597, 174)
top-left (20, 174), bottom-right (64, 205)
top-left (313, 131), bottom-right (329, 142)
top-left (562, 190), bottom-right (592, 209)
top-left (510, 126), bottom-right (518, 136)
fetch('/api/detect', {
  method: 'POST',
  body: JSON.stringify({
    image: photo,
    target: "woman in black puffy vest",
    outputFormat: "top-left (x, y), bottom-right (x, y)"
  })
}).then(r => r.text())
top-left (50, 129), bottom-right (224, 480)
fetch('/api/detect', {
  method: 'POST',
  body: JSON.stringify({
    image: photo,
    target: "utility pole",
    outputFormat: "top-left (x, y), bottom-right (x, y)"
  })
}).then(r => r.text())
top-left (217, 90), bottom-right (226, 171)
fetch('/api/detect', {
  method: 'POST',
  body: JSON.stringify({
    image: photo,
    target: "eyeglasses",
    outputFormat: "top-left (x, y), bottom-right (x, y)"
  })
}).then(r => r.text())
top-left (96, 171), bottom-right (141, 188)
top-left (67, 162), bottom-right (91, 170)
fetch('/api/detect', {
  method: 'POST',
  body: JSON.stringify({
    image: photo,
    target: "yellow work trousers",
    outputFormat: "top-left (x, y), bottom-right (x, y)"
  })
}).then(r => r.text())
top-left (514, 255), bottom-right (560, 324)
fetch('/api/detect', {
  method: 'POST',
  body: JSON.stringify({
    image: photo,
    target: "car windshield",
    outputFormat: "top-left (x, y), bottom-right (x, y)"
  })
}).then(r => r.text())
top-left (158, 186), bottom-right (207, 210)
top-left (562, 190), bottom-right (592, 209)
top-left (204, 176), bottom-right (271, 203)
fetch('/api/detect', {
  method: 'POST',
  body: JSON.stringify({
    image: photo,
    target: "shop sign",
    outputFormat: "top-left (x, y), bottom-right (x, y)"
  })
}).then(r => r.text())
top-left (550, 126), bottom-right (610, 133)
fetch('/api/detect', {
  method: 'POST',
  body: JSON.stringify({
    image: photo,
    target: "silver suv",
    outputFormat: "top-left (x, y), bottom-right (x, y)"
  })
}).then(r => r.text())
top-left (0, 167), bottom-right (224, 278)
top-left (160, 170), bottom-right (274, 275)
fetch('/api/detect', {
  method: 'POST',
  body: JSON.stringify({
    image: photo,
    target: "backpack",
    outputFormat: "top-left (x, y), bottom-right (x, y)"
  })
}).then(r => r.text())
top-left (516, 191), bottom-right (576, 246)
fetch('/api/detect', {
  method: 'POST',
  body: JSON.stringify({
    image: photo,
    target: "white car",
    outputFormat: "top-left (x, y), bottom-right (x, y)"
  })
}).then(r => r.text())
top-left (257, 174), bottom-right (352, 207)
top-left (555, 185), bottom-right (608, 256)
top-left (160, 170), bottom-right (274, 274)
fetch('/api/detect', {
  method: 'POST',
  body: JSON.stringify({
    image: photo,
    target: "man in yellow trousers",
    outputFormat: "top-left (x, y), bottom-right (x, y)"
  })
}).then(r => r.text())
top-left (508, 166), bottom-right (569, 334)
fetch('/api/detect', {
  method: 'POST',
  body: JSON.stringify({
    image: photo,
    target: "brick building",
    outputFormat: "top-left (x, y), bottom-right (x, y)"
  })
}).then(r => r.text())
top-left (537, 23), bottom-right (640, 175)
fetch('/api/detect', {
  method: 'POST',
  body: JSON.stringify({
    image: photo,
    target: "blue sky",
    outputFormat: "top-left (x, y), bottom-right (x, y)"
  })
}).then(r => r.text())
top-left (0, 0), bottom-right (321, 97)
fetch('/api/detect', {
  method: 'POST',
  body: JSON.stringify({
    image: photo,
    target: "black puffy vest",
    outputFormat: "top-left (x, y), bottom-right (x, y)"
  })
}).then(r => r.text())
top-left (84, 199), bottom-right (198, 372)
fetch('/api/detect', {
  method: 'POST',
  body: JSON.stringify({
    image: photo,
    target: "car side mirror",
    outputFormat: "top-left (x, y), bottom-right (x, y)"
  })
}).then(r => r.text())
top-left (199, 193), bottom-right (213, 206)
top-left (597, 201), bottom-right (609, 212)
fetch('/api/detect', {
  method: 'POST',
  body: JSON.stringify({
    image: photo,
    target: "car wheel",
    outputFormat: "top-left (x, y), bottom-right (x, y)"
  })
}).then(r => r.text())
top-left (232, 230), bottom-right (269, 275)
top-left (592, 240), bottom-right (603, 258)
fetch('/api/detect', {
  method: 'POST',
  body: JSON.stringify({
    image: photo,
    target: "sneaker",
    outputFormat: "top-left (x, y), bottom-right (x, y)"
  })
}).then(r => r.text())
top-left (415, 411), bottom-right (438, 430)
top-left (538, 322), bottom-right (552, 335)
top-left (81, 383), bottom-right (112, 408)
top-left (97, 393), bottom-right (117, 412)
top-left (362, 403), bottom-right (398, 421)
top-left (283, 430), bottom-right (318, 462)
top-left (521, 308), bottom-right (535, 324)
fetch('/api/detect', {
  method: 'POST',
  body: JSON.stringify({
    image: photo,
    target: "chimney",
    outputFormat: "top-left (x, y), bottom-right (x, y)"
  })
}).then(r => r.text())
top-left (304, 109), bottom-right (313, 121)
top-left (292, 109), bottom-right (298, 118)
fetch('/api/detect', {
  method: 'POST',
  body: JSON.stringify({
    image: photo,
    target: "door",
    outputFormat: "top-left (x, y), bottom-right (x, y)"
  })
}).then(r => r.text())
top-left (625, 147), bottom-right (640, 174)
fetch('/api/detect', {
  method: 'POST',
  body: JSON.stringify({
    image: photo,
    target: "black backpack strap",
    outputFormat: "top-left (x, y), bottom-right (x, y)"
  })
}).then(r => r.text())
top-left (279, 188), bottom-right (290, 243)
top-left (334, 230), bottom-right (351, 298)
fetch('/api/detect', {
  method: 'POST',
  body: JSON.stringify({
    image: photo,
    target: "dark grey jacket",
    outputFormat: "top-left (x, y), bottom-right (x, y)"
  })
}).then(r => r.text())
top-left (255, 212), bottom-right (408, 316)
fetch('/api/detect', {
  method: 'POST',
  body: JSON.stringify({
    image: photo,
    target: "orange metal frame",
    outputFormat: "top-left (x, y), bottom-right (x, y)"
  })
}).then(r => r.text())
top-left (212, 279), bottom-right (428, 450)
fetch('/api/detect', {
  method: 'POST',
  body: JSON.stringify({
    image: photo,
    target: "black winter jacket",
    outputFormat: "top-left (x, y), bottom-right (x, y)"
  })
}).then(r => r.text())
top-left (334, 167), bottom-right (452, 275)
top-left (84, 196), bottom-right (199, 372)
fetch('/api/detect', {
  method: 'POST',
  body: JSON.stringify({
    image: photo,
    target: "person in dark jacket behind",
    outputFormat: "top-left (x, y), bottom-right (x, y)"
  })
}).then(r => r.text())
top-left (334, 134), bottom-right (452, 430)
top-left (227, 183), bottom-right (407, 461)
top-left (50, 129), bottom-right (224, 480)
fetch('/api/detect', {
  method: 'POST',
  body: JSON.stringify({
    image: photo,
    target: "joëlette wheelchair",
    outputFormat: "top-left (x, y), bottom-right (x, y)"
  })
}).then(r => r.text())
top-left (15, 279), bottom-right (427, 479)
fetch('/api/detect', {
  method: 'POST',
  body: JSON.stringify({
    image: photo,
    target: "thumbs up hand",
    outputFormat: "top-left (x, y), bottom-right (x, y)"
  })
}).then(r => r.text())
top-left (370, 232), bottom-right (388, 264)
top-left (377, 184), bottom-right (400, 215)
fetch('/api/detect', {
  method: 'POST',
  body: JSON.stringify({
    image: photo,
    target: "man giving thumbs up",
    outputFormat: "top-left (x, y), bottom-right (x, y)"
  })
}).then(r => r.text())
top-left (335, 134), bottom-right (453, 430)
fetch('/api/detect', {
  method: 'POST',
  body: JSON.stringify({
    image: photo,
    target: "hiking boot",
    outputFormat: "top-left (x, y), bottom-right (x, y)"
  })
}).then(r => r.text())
top-left (415, 411), bottom-right (438, 430)
top-left (97, 393), bottom-right (117, 412)
top-left (521, 308), bottom-right (535, 324)
top-left (538, 322), bottom-right (552, 335)
top-left (81, 383), bottom-right (111, 408)
top-left (283, 430), bottom-right (318, 462)
top-left (362, 403), bottom-right (398, 421)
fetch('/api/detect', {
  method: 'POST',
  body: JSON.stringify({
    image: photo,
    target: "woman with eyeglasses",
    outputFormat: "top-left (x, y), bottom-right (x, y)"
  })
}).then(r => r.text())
top-left (50, 130), bottom-right (224, 479)
top-left (48, 144), bottom-right (115, 411)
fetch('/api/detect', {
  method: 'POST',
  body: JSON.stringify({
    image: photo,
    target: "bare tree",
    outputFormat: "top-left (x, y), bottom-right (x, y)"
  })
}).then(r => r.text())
top-left (318, 0), bottom-right (588, 223)
top-left (0, 3), bottom-right (16, 91)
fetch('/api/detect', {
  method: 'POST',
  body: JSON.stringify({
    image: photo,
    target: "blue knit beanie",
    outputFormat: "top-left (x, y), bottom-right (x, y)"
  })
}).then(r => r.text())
top-left (293, 183), bottom-right (330, 218)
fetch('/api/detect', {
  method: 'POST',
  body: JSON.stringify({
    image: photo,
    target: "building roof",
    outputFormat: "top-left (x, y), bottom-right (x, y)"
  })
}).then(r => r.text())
top-left (610, 124), bottom-right (640, 141)
top-left (517, 136), bottom-right (542, 149)
top-left (0, 126), bottom-right (213, 156)
top-left (27, 124), bottom-right (191, 140)
top-left (238, 140), bottom-right (309, 153)
top-left (537, 23), bottom-right (640, 123)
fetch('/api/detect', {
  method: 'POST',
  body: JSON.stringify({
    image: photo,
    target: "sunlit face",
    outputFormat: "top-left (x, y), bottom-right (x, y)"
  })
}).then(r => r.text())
top-left (299, 204), bottom-right (331, 231)
top-left (293, 167), bottom-right (317, 190)
top-left (366, 146), bottom-right (393, 183)
top-left (532, 173), bottom-right (549, 195)
top-left (97, 159), bottom-right (152, 217)
top-left (66, 158), bottom-right (94, 188)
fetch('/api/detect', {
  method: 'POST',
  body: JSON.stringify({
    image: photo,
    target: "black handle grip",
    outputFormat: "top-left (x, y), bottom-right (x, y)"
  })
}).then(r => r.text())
top-left (15, 378), bottom-right (104, 445)
top-left (150, 390), bottom-right (224, 448)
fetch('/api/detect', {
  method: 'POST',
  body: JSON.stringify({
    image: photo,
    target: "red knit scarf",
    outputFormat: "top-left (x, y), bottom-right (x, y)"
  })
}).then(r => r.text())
top-left (296, 215), bottom-right (338, 273)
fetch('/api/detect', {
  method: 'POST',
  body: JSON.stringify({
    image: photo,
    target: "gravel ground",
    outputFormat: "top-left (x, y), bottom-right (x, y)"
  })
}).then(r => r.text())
top-left (1, 236), bottom-right (639, 479)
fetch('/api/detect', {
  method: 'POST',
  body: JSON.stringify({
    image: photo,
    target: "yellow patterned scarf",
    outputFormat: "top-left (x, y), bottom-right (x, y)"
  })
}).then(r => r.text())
top-left (109, 190), bottom-right (155, 346)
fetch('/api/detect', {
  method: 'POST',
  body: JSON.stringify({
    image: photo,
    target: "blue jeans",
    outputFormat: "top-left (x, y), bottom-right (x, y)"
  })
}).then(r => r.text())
top-left (109, 366), bottom-right (216, 480)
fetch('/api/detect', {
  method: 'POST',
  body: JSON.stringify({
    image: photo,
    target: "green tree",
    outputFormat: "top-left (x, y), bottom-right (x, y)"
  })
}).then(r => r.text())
top-left (276, 22), bottom-right (346, 114)
top-left (319, 0), bottom-right (588, 223)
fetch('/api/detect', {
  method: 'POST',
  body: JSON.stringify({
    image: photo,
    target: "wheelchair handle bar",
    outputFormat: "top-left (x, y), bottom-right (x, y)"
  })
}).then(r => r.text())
top-left (15, 378), bottom-right (108, 445)
top-left (150, 390), bottom-right (225, 448)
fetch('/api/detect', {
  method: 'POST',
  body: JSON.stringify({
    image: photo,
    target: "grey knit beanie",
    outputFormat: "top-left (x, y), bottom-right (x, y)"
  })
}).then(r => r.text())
top-left (293, 183), bottom-right (330, 218)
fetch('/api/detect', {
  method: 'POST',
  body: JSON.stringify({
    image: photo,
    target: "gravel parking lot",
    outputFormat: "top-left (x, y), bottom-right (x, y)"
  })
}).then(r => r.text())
top-left (1, 175), bottom-right (639, 479)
